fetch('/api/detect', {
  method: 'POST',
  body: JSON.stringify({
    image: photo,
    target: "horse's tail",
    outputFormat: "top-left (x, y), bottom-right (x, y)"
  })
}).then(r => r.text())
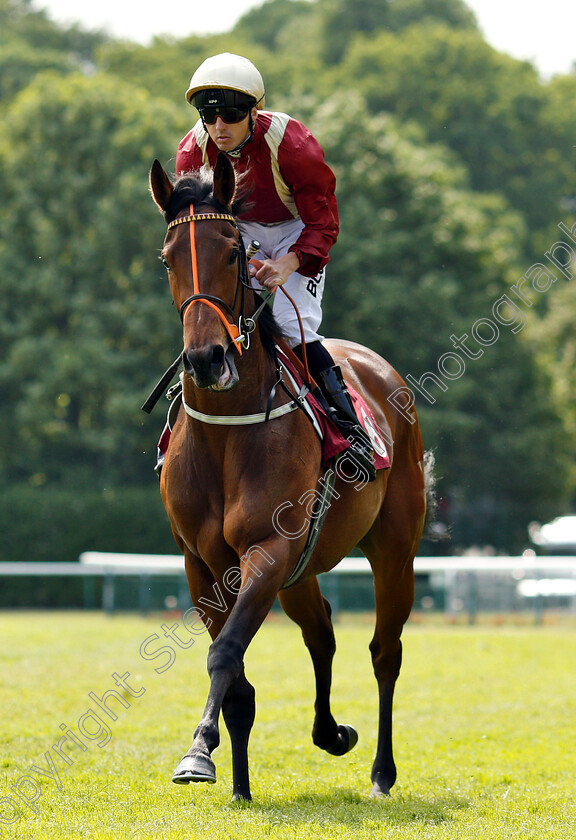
top-left (422, 449), bottom-right (446, 541)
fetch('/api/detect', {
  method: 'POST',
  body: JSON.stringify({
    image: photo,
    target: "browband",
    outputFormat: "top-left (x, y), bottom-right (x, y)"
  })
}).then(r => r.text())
top-left (167, 213), bottom-right (237, 230)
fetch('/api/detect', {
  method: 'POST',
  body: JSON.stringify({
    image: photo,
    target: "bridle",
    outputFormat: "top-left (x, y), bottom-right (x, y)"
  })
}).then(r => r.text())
top-left (168, 205), bottom-right (273, 355)
top-left (141, 204), bottom-right (272, 414)
top-left (142, 202), bottom-right (314, 419)
top-left (169, 206), bottom-right (313, 386)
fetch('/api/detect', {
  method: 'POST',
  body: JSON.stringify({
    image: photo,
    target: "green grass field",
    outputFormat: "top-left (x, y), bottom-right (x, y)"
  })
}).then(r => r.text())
top-left (1, 611), bottom-right (574, 839)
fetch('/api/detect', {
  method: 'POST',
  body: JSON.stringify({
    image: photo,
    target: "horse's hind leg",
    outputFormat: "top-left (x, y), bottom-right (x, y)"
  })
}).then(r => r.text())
top-left (278, 576), bottom-right (358, 757)
top-left (361, 492), bottom-right (422, 797)
top-left (367, 559), bottom-right (414, 797)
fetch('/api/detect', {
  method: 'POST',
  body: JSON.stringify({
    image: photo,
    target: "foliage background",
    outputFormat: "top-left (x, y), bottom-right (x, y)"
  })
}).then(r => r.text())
top-left (1, 0), bottom-right (575, 586)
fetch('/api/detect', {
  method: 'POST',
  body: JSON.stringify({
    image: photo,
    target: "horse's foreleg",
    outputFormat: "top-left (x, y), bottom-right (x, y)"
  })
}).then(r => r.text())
top-left (173, 542), bottom-right (288, 799)
top-left (278, 577), bottom-right (358, 758)
top-left (222, 668), bottom-right (255, 801)
top-left (181, 656), bottom-right (256, 801)
top-left (172, 554), bottom-right (234, 788)
top-left (172, 630), bottom-right (246, 787)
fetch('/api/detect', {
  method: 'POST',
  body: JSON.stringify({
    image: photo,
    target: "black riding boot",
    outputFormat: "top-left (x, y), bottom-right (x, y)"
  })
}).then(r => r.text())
top-left (317, 365), bottom-right (377, 482)
top-left (293, 342), bottom-right (377, 482)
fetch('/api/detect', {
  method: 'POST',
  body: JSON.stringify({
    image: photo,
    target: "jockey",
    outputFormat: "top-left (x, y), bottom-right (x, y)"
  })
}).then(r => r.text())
top-left (176, 53), bottom-right (375, 480)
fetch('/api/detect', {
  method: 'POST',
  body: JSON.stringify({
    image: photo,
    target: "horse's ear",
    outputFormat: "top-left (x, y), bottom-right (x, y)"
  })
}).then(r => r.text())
top-left (213, 152), bottom-right (236, 210)
top-left (149, 159), bottom-right (174, 212)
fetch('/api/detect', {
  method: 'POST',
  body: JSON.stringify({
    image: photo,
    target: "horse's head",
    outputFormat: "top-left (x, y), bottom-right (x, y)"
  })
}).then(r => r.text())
top-left (150, 154), bottom-right (245, 391)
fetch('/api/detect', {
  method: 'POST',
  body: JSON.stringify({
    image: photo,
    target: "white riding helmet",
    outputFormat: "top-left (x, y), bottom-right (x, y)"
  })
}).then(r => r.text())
top-left (185, 53), bottom-right (266, 109)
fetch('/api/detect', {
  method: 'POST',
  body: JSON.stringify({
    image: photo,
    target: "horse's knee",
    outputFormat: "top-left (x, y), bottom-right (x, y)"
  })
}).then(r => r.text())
top-left (222, 676), bottom-right (256, 732)
top-left (207, 635), bottom-right (245, 680)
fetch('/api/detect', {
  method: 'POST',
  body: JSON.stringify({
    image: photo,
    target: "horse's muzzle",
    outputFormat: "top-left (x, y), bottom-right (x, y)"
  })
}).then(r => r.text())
top-left (183, 344), bottom-right (239, 391)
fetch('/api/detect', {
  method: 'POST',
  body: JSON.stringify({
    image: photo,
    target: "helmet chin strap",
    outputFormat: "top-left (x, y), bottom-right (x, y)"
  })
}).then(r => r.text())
top-left (226, 116), bottom-right (254, 158)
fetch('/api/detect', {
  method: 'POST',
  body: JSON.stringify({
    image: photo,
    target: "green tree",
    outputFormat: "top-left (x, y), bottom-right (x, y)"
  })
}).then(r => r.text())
top-left (0, 0), bottom-right (105, 53)
top-left (305, 95), bottom-right (572, 548)
top-left (0, 0), bottom-right (107, 102)
top-left (333, 23), bottom-right (564, 238)
top-left (0, 40), bottom-right (72, 100)
top-left (385, 0), bottom-right (478, 31)
top-left (232, 0), bottom-right (314, 50)
top-left (0, 0), bottom-right (573, 555)
top-left (96, 34), bottom-right (221, 107)
top-left (97, 31), bottom-right (314, 110)
top-left (529, 268), bottom-right (576, 497)
top-left (317, 0), bottom-right (476, 65)
top-left (0, 71), bottom-right (183, 487)
top-left (318, 0), bottom-right (392, 64)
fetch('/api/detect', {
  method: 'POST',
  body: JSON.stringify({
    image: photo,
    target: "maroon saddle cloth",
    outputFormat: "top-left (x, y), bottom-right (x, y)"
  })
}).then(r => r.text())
top-left (278, 352), bottom-right (390, 470)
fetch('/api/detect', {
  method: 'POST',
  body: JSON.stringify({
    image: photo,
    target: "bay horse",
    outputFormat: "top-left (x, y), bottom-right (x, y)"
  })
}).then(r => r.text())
top-left (148, 152), bottom-right (431, 802)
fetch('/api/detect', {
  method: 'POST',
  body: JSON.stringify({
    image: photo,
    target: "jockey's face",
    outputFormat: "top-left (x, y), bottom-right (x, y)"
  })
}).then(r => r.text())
top-left (206, 107), bottom-right (257, 153)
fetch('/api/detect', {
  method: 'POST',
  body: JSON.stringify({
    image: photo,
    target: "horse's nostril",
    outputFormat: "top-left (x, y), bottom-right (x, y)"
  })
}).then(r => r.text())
top-left (209, 345), bottom-right (225, 371)
top-left (184, 345), bottom-right (226, 385)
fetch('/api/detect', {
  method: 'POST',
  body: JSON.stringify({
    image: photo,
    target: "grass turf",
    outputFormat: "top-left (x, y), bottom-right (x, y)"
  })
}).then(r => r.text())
top-left (0, 611), bottom-right (574, 839)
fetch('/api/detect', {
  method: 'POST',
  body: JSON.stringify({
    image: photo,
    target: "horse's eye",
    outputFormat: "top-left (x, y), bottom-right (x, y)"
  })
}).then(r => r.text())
top-left (159, 254), bottom-right (170, 271)
top-left (228, 247), bottom-right (239, 265)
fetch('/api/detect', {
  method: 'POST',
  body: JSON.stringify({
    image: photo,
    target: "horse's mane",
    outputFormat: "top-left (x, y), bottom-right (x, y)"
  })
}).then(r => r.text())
top-left (162, 168), bottom-right (239, 222)
top-left (166, 169), bottom-right (284, 359)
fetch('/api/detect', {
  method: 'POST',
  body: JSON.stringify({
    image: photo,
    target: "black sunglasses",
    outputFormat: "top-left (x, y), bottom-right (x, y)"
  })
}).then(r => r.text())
top-left (199, 106), bottom-right (251, 125)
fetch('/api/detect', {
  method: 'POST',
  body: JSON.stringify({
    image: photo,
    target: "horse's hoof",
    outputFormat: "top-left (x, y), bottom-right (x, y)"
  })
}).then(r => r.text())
top-left (370, 781), bottom-right (391, 799)
top-left (172, 752), bottom-right (216, 785)
top-left (325, 723), bottom-right (359, 756)
top-left (370, 770), bottom-right (392, 798)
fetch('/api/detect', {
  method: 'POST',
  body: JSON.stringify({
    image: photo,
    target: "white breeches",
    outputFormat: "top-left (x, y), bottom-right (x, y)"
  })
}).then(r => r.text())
top-left (238, 218), bottom-right (325, 347)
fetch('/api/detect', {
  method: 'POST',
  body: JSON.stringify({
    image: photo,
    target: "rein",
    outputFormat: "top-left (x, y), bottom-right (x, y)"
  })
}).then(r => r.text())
top-left (141, 204), bottom-right (311, 415)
